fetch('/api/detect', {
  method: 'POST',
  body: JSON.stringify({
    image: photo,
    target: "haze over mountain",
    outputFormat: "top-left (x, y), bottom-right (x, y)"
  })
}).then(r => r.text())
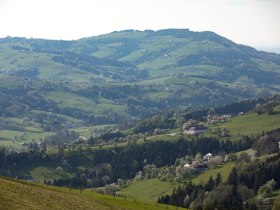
top-left (2, 0), bottom-right (279, 50)
top-left (0, 29), bottom-right (280, 125)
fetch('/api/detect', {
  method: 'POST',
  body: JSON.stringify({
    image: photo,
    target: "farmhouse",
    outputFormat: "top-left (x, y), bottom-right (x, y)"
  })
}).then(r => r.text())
top-left (184, 125), bottom-right (208, 135)
top-left (56, 166), bottom-right (63, 172)
top-left (203, 153), bottom-right (213, 161)
top-left (183, 163), bottom-right (192, 168)
top-left (195, 163), bottom-right (207, 170)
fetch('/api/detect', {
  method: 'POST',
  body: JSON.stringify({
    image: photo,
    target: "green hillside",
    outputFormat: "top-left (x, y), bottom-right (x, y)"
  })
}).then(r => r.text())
top-left (1, 29), bottom-right (280, 210)
top-left (0, 29), bottom-right (280, 135)
top-left (120, 162), bottom-right (235, 202)
top-left (211, 107), bottom-right (280, 140)
top-left (273, 196), bottom-right (280, 210)
top-left (192, 162), bottom-right (235, 185)
top-left (0, 176), bottom-right (183, 210)
top-left (120, 179), bottom-right (177, 202)
top-left (7, 103), bottom-right (280, 183)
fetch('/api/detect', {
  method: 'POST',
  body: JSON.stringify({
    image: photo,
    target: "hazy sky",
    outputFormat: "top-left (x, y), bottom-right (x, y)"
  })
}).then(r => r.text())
top-left (1, 0), bottom-right (279, 49)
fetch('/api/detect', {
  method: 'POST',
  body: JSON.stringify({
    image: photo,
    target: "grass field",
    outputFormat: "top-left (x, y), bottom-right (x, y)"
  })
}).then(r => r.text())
top-left (30, 110), bottom-right (84, 125)
top-left (192, 162), bottom-right (235, 185)
top-left (0, 176), bottom-right (184, 210)
top-left (120, 179), bottom-right (178, 202)
top-left (72, 124), bottom-right (118, 138)
top-left (0, 130), bottom-right (55, 148)
top-left (273, 196), bottom-right (280, 210)
top-left (147, 133), bottom-right (179, 142)
top-left (12, 161), bottom-right (75, 182)
top-left (212, 108), bottom-right (280, 140)
top-left (45, 90), bottom-right (126, 114)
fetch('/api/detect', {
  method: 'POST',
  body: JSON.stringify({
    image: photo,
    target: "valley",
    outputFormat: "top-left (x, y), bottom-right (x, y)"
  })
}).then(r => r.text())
top-left (1, 29), bottom-right (280, 139)
top-left (0, 29), bottom-right (280, 210)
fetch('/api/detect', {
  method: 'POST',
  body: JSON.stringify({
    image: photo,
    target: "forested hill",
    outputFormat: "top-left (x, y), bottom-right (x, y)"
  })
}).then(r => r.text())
top-left (0, 29), bottom-right (280, 125)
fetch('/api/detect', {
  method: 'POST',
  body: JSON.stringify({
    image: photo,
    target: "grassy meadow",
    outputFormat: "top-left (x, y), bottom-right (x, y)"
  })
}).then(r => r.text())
top-left (12, 161), bottom-right (75, 182)
top-left (191, 162), bottom-right (235, 185)
top-left (273, 196), bottom-right (280, 210)
top-left (0, 129), bottom-right (54, 148)
top-left (120, 179), bottom-right (178, 202)
top-left (211, 108), bottom-right (280, 140)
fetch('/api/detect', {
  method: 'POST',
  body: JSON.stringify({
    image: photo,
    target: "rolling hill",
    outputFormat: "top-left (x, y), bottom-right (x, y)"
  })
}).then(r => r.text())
top-left (1, 29), bottom-right (280, 149)
top-left (8, 102), bottom-right (280, 183)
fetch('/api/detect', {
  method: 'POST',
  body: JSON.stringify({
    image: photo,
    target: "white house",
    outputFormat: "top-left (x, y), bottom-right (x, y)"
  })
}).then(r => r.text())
top-left (184, 126), bottom-right (208, 135)
top-left (203, 153), bottom-right (213, 161)
top-left (183, 163), bottom-right (192, 168)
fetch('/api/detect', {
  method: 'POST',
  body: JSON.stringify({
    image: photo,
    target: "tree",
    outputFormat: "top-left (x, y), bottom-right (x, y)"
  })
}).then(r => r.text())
top-left (195, 153), bottom-right (202, 162)
top-left (203, 184), bottom-right (242, 210)
top-left (263, 101), bottom-right (278, 115)
top-left (190, 190), bottom-right (204, 210)
top-left (0, 146), bottom-right (6, 166)
top-left (207, 158), bottom-right (219, 169)
top-left (134, 171), bottom-right (143, 181)
top-left (205, 176), bottom-right (215, 191)
top-left (227, 167), bottom-right (238, 186)
top-left (237, 152), bottom-right (252, 164)
top-left (254, 104), bottom-right (263, 115)
top-left (256, 179), bottom-right (276, 210)
top-left (257, 179), bottom-right (276, 199)
top-left (229, 184), bottom-right (243, 210)
top-left (183, 194), bottom-right (191, 207)
top-left (88, 136), bottom-right (95, 145)
top-left (215, 172), bottom-right (222, 186)
top-left (253, 135), bottom-right (278, 156)
top-left (57, 145), bottom-right (64, 157)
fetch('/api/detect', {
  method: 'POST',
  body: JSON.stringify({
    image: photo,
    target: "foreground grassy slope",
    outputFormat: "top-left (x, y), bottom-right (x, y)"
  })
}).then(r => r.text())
top-left (0, 177), bottom-right (183, 210)
top-left (273, 196), bottom-right (280, 210)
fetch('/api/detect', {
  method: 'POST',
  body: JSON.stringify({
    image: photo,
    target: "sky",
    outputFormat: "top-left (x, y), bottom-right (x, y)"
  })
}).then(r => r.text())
top-left (0, 0), bottom-right (280, 51)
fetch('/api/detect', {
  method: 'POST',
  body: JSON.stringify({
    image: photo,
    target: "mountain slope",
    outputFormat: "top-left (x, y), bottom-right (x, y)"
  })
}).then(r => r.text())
top-left (72, 29), bottom-right (280, 83)
top-left (2, 29), bottom-right (280, 85)
top-left (0, 29), bottom-right (280, 131)
top-left (0, 37), bottom-right (146, 83)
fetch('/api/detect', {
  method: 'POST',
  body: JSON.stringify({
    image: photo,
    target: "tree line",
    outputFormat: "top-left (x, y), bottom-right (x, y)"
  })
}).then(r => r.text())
top-left (50, 134), bottom-right (254, 188)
